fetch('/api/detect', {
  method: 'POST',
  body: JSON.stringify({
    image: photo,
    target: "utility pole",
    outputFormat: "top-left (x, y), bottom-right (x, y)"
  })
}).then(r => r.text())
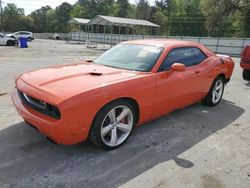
top-left (0, 0), bottom-right (3, 32)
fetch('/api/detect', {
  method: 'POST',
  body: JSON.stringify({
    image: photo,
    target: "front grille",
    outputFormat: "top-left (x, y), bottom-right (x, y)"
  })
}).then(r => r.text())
top-left (17, 89), bottom-right (61, 119)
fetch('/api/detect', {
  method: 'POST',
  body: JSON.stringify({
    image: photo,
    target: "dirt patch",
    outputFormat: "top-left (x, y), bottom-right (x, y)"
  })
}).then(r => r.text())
top-left (201, 174), bottom-right (225, 188)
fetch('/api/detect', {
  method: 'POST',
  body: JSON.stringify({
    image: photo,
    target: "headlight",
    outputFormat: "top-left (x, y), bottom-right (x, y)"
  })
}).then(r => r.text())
top-left (18, 90), bottom-right (61, 119)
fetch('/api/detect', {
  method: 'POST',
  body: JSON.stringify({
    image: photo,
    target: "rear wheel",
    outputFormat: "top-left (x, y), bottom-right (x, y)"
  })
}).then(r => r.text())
top-left (89, 100), bottom-right (135, 150)
top-left (28, 37), bottom-right (32, 42)
top-left (243, 69), bottom-right (250, 80)
top-left (202, 76), bottom-right (225, 106)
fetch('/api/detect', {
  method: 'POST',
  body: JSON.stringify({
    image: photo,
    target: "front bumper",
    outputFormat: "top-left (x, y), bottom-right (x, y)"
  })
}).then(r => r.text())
top-left (11, 86), bottom-right (88, 145)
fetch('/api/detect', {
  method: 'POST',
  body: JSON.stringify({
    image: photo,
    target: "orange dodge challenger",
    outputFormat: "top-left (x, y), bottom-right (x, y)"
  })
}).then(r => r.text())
top-left (12, 39), bottom-right (234, 149)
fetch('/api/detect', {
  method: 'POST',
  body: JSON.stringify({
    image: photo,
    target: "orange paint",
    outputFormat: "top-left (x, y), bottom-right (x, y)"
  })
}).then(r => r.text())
top-left (11, 39), bottom-right (235, 145)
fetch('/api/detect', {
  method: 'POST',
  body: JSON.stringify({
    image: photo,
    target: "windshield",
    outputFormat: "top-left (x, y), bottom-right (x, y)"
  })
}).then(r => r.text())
top-left (94, 44), bottom-right (163, 72)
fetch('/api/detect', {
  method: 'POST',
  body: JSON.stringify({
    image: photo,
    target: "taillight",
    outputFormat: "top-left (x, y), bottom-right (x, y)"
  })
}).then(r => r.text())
top-left (241, 46), bottom-right (247, 59)
top-left (241, 45), bottom-right (250, 62)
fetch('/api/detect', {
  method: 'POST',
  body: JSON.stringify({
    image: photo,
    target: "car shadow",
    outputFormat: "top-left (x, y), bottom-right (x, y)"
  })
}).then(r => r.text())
top-left (245, 81), bottom-right (250, 87)
top-left (0, 100), bottom-right (244, 188)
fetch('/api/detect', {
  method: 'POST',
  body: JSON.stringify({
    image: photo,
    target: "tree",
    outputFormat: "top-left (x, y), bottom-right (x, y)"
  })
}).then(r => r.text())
top-left (54, 2), bottom-right (72, 32)
top-left (2, 3), bottom-right (33, 31)
top-left (116, 0), bottom-right (130, 18)
top-left (30, 6), bottom-right (52, 32)
top-left (70, 3), bottom-right (85, 18)
top-left (200, 0), bottom-right (250, 37)
top-left (78, 0), bottom-right (114, 19)
top-left (152, 10), bottom-right (169, 35)
top-left (45, 9), bottom-right (56, 32)
top-left (136, 0), bottom-right (151, 20)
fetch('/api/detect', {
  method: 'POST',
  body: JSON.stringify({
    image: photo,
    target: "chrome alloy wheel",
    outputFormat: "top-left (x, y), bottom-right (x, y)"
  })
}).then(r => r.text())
top-left (212, 79), bottom-right (223, 104)
top-left (101, 105), bottom-right (133, 147)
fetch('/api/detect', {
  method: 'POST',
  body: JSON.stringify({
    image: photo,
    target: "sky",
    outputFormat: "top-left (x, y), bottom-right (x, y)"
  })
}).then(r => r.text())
top-left (2, 0), bottom-right (155, 15)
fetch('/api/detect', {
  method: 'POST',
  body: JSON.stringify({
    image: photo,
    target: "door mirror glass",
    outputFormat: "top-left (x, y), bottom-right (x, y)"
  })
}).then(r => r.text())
top-left (171, 63), bottom-right (186, 72)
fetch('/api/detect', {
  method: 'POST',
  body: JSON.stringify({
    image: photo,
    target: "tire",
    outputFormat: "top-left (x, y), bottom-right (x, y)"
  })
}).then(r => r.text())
top-left (242, 69), bottom-right (250, 80)
top-left (28, 37), bottom-right (32, 42)
top-left (89, 100), bottom-right (136, 150)
top-left (202, 76), bottom-right (225, 106)
top-left (7, 40), bottom-right (14, 46)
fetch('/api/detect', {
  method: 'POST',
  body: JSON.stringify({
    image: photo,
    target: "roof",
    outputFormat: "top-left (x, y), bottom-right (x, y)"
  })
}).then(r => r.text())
top-left (68, 18), bottom-right (91, 25)
top-left (122, 39), bottom-right (201, 47)
top-left (88, 15), bottom-right (160, 27)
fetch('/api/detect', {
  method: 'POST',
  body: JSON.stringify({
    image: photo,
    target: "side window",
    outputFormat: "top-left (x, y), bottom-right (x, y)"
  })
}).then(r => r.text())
top-left (160, 48), bottom-right (196, 71)
top-left (192, 48), bottom-right (207, 65)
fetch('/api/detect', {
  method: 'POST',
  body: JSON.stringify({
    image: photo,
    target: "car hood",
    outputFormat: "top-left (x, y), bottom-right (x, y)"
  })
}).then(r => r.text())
top-left (20, 62), bottom-right (140, 100)
top-left (2, 35), bottom-right (15, 40)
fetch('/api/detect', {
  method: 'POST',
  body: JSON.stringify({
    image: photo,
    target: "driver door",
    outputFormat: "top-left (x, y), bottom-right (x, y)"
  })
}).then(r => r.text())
top-left (153, 47), bottom-right (203, 117)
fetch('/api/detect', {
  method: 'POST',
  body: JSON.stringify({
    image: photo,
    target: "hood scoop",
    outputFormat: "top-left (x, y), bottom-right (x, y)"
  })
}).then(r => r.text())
top-left (89, 72), bottom-right (103, 76)
top-left (89, 68), bottom-right (103, 76)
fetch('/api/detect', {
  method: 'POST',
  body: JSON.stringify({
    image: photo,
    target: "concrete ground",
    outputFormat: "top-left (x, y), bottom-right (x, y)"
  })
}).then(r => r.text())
top-left (0, 40), bottom-right (249, 188)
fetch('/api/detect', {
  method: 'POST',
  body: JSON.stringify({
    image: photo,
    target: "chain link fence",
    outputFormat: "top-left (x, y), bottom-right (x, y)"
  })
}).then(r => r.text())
top-left (33, 32), bottom-right (250, 57)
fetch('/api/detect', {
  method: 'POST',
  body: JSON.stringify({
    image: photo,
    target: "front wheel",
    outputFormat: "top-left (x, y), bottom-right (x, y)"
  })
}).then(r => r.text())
top-left (243, 69), bottom-right (250, 80)
top-left (89, 100), bottom-right (135, 150)
top-left (202, 76), bottom-right (225, 106)
top-left (7, 40), bottom-right (14, 46)
top-left (28, 37), bottom-right (32, 42)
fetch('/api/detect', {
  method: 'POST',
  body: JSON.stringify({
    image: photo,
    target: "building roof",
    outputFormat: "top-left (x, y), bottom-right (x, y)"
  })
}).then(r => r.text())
top-left (68, 18), bottom-right (91, 25)
top-left (88, 15), bottom-right (160, 27)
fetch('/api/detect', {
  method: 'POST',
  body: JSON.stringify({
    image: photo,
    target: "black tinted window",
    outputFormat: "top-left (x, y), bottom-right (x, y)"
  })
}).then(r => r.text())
top-left (192, 48), bottom-right (207, 65)
top-left (160, 48), bottom-right (195, 71)
top-left (160, 47), bottom-right (207, 71)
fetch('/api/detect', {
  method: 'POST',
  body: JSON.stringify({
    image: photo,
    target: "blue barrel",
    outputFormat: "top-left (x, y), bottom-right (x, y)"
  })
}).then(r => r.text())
top-left (19, 37), bottom-right (28, 48)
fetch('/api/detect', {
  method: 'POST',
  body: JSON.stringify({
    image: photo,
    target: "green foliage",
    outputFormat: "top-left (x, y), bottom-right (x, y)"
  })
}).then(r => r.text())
top-left (30, 6), bottom-right (52, 32)
top-left (78, 0), bottom-right (115, 18)
top-left (136, 0), bottom-right (151, 20)
top-left (1, 0), bottom-right (250, 37)
top-left (116, 0), bottom-right (130, 18)
top-left (200, 0), bottom-right (250, 37)
top-left (45, 9), bottom-right (56, 32)
top-left (54, 2), bottom-right (72, 32)
top-left (70, 3), bottom-right (85, 18)
top-left (2, 4), bottom-right (29, 31)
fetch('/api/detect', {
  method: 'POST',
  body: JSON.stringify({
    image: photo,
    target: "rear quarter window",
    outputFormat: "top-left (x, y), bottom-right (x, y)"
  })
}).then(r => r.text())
top-left (192, 48), bottom-right (207, 65)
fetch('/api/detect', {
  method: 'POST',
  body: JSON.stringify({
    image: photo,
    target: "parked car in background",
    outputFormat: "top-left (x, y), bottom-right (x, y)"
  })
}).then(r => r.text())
top-left (240, 45), bottom-right (250, 80)
top-left (7, 31), bottom-right (34, 42)
top-left (12, 39), bottom-right (235, 149)
top-left (0, 33), bottom-right (18, 46)
top-left (53, 33), bottom-right (61, 40)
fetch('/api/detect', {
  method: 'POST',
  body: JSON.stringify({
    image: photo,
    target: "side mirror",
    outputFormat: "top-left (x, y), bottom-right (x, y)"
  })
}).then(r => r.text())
top-left (171, 63), bottom-right (186, 72)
